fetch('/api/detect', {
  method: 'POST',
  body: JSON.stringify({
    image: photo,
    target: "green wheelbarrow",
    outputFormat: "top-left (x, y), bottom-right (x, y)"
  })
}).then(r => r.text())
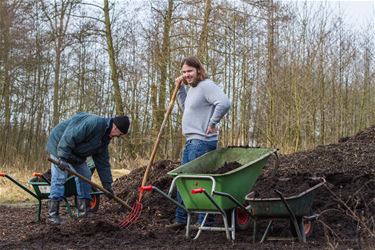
top-left (243, 178), bottom-right (326, 243)
top-left (140, 147), bottom-right (276, 240)
top-left (0, 165), bottom-right (102, 223)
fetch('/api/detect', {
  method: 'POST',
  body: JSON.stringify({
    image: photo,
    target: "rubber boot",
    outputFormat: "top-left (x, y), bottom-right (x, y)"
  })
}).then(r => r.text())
top-left (48, 200), bottom-right (63, 225)
top-left (76, 198), bottom-right (89, 218)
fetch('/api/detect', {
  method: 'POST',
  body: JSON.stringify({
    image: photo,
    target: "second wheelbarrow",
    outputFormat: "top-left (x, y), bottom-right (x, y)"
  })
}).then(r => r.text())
top-left (0, 162), bottom-right (102, 222)
top-left (141, 147), bottom-right (276, 240)
top-left (244, 178), bottom-right (326, 243)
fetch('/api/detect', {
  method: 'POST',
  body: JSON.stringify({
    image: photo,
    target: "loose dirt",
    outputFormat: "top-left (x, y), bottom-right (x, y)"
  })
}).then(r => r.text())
top-left (1, 126), bottom-right (375, 249)
top-left (208, 161), bottom-right (242, 174)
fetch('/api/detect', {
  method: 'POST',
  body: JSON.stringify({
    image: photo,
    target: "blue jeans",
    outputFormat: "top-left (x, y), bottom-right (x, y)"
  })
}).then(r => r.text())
top-left (175, 139), bottom-right (217, 225)
top-left (49, 155), bottom-right (92, 201)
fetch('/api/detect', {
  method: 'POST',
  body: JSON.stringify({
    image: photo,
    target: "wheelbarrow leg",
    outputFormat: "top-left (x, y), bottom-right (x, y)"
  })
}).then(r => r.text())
top-left (298, 217), bottom-right (307, 242)
top-left (222, 212), bottom-right (231, 240)
top-left (260, 220), bottom-right (273, 243)
top-left (193, 213), bottom-right (208, 240)
top-left (275, 189), bottom-right (304, 242)
top-left (186, 214), bottom-right (192, 239)
top-left (230, 208), bottom-right (235, 240)
top-left (63, 197), bottom-right (74, 219)
top-left (192, 189), bottom-right (232, 240)
top-left (0, 173), bottom-right (41, 222)
top-left (37, 199), bottom-right (42, 223)
top-left (193, 211), bottom-right (232, 240)
top-left (253, 221), bottom-right (257, 243)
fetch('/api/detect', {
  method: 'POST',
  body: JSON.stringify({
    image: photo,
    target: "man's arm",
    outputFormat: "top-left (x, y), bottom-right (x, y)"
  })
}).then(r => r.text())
top-left (176, 76), bottom-right (187, 111)
top-left (204, 81), bottom-right (231, 126)
top-left (92, 148), bottom-right (113, 190)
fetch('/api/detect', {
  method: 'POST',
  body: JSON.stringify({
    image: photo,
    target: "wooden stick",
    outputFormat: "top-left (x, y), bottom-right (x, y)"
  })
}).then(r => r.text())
top-left (139, 84), bottom-right (180, 200)
top-left (48, 157), bottom-right (132, 210)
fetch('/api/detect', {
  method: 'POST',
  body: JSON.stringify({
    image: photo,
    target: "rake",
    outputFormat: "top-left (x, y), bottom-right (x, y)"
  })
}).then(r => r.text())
top-left (119, 83), bottom-right (180, 227)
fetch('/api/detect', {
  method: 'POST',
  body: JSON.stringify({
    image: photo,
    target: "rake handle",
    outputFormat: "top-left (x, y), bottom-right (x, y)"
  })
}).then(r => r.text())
top-left (139, 84), bottom-right (180, 198)
top-left (48, 157), bottom-right (132, 210)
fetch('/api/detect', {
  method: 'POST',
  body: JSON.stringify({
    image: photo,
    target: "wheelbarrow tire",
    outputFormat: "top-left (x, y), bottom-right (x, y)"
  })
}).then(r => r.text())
top-left (226, 208), bottom-right (252, 231)
top-left (88, 193), bottom-right (100, 213)
top-left (87, 187), bottom-right (100, 213)
top-left (235, 207), bottom-right (252, 230)
top-left (73, 190), bottom-right (100, 213)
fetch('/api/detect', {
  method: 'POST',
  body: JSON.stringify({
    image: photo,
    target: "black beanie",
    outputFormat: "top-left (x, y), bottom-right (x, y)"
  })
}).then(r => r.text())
top-left (112, 116), bottom-right (130, 134)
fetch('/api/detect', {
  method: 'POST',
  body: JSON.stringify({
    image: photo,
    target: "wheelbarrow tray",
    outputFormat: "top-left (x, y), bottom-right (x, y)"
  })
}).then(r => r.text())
top-left (246, 181), bottom-right (325, 218)
top-left (168, 147), bottom-right (275, 211)
top-left (28, 175), bottom-right (82, 200)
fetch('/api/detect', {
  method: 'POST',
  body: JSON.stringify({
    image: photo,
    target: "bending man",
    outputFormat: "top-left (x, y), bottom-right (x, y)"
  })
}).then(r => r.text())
top-left (46, 112), bottom-right (130, 224)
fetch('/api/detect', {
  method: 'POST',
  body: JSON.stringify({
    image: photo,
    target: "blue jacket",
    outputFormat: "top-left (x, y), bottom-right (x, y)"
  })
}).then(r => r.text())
top-left (46, 112), bottom-right (113, 185)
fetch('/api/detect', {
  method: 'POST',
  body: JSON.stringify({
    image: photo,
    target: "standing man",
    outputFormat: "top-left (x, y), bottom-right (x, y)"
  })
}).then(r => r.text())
top-left (46, 112), bottom-right (130, 224)
top-left (169, 56), bottom-right (231, 228)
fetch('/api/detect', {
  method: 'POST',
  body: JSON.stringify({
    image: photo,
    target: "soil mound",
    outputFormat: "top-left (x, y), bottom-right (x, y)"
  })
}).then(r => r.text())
top-left (105, 126), bottom-right (375, 244)
top-left (2, 127), bottom-right (375, 249)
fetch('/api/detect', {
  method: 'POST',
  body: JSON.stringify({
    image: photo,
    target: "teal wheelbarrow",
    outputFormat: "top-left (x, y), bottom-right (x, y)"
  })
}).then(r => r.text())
top-left (244, 177), bottom-right (326, 243)
top-left (0, 165), bottom-right (102, 222)
top-left (141, 147), bottom-right (276, 240)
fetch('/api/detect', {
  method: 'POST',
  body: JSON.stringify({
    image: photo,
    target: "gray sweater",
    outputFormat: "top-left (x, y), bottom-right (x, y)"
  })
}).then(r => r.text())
top-left (177, 79), bottom-right (231, 141)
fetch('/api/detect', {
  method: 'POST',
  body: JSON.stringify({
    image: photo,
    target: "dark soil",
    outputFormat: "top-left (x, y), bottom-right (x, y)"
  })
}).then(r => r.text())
top-left (1, 126), bottom-right (375, 249)
top-left (208, 161), bottom-right (242, 174)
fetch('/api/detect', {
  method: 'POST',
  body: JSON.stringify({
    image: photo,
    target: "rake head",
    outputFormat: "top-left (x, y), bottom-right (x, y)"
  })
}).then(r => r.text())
top-left (119, 200), bottom-right (143, 228)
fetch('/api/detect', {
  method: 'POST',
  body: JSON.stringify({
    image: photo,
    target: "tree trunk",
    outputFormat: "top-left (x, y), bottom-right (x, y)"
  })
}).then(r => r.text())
top-left (104, 0), bottom-right (124, 115)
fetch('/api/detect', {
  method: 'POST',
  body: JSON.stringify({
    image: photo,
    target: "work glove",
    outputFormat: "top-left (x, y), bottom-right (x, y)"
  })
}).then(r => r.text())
top-left (58, 158), bottom-right (70, 170)
top-left (103, 182), bottom-right (114, 199)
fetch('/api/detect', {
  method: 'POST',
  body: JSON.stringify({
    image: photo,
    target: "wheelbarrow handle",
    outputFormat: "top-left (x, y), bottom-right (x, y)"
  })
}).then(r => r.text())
top-left (47, 157), bottom-right (132, 211)
top-left (274, 189), bottom-right (304, 242)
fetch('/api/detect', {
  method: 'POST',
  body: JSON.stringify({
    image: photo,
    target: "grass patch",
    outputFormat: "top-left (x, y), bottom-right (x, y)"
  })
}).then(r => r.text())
top-left (0, 166), bottom-right (33, 203)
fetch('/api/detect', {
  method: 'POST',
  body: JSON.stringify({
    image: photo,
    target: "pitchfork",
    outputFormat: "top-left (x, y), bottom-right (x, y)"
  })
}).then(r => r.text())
top-left (119, 83), bottom-right (180, 227)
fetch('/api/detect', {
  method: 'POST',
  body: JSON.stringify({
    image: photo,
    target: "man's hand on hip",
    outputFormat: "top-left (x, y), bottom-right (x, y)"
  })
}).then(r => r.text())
top-left (206, 124), bottom-right (218, 135)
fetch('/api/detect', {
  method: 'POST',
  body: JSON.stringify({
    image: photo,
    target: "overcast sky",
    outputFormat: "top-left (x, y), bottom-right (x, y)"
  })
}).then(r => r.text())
top-left (281, 0), bottom-right (375, 31)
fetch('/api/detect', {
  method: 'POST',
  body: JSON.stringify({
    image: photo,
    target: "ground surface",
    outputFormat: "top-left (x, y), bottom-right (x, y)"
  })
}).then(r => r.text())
top-left (1, 126), bottom-right (375, 249)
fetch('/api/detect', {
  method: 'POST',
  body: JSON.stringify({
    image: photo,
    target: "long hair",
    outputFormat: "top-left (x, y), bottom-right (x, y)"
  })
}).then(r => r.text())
top-left (180, 56), bottom-right (207, 82)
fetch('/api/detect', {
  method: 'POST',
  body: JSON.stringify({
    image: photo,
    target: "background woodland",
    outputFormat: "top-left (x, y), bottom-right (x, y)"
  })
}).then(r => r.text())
top-left (1, 0), bottom-right (374, 170)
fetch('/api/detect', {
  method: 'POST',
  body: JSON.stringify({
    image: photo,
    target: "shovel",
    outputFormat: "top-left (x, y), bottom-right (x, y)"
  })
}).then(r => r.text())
top-left (48, 157), bottom-right (132, 210)
top-left (119, 83), bottom-right (180, 227)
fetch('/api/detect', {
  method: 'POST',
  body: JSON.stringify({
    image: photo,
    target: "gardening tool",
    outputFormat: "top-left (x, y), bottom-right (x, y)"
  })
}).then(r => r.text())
top-left (119, 83), bottom-right (180, 227)
top-left (48, 158), bottom-right (132, 210)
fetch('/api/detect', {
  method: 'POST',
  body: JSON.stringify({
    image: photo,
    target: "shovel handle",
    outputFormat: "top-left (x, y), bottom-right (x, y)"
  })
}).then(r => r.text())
top-left (48, 157), bottom-right (132, 210)
top-left (139, 84), bottom-right (180, 195)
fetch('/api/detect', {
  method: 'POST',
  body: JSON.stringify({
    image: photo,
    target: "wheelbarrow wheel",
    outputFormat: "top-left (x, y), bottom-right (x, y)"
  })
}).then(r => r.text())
top-left (235, 207), bottom-right (252, 230)
top-left (73, 189), bottom-right (100, 213)
top-left (226, 207), bottom-right (252, 231)
top-left (88, 193), bottom-right (100, 212)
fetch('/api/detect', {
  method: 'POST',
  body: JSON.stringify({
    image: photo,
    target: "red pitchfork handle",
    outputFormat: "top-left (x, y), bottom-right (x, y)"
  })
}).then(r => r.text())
top-left (138, 83), bottom-right (180, 200)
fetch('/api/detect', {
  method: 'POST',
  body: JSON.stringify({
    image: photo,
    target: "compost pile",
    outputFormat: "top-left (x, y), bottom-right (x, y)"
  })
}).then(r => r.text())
top-left (104, 125), bottom-right (375, 246)
top-left (102, 160), bottom-right (179, 227)
top-left (209, 161), bottom-right (242, 174)
top-left (253, 126), bottom-right (375, 246)
top-left (1, 126), bottom-right (375, 249)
